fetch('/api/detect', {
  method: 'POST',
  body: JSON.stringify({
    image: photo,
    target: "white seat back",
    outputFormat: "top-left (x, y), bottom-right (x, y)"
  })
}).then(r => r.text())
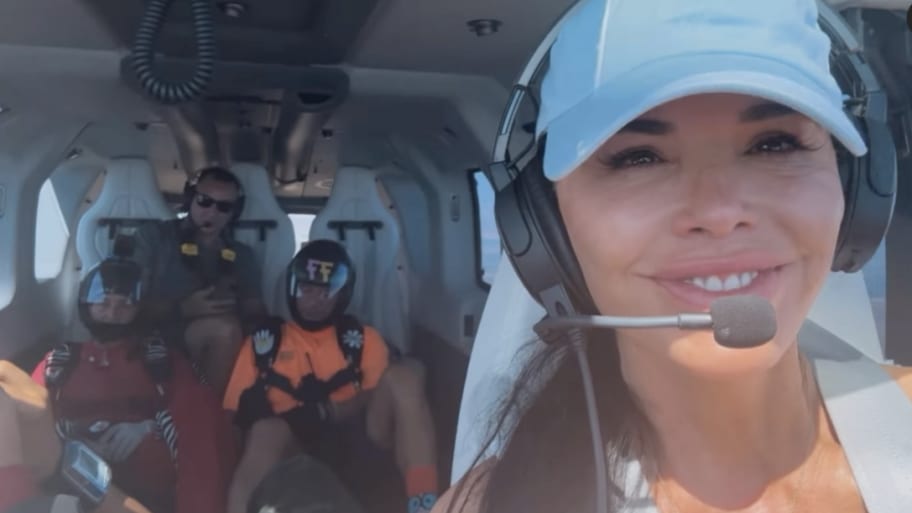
top-left (309, 166), bottom-right (411, 353)
top-left (230, 163), bottom-right (296, 315)
top-left (76, 158), bottom-right (174, 275)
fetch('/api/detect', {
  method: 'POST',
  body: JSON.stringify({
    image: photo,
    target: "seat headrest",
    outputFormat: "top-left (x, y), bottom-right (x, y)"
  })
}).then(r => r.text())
top-left (76, 158), bottom-right (174, 276)
top-left (321, 167), bottom-right (387, 217)
top-left (230, 163), bottom-right (278, 220)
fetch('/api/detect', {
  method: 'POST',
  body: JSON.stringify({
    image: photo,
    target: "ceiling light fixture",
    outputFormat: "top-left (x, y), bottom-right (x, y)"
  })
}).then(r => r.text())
top-left (467, 19), bottom-right (503, 37)
top-left (218, 1), bottom-right (247, 19)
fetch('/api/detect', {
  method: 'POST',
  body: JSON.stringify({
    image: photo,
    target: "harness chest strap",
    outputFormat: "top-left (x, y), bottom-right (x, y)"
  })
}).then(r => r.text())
top-left (250, 315), bottom-right (366, 402)
top-left (619, 321), bottom-right (912, 512)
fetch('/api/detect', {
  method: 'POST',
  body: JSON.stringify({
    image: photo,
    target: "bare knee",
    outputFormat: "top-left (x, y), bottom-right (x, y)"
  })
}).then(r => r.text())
top-left (185, 315), bottom-right (242, 354)
top-left (245, 417), bottom-right (297, 459)
top-left (187, 314), bottom-right (242, 341)
top-left (380, 358), bottom-right (427, 401)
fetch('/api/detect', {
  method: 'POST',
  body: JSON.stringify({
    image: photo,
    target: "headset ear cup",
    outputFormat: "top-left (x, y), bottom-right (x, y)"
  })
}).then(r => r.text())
top-left (831, 114), bottom-right (897, 273)
top-left (521, 158), bottom-right (596, 312)
top-left (495, 150), bottom-right (597, 315)
top-left (182, 180), bottom-right (196, 214)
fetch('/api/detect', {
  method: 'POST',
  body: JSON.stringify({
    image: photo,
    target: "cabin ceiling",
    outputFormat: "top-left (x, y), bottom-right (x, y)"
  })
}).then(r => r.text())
top-left (1, 0), bottom-right (905, 200)
top-left (0, 0), bottom-right (574, 83)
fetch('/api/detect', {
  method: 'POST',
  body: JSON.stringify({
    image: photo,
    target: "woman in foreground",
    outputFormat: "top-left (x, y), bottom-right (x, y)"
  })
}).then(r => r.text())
top-left (434, 0), bottom-right (912, 511)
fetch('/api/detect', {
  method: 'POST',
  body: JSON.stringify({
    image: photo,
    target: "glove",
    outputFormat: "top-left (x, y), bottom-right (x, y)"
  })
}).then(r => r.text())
top-left (235, 382), bottom-right (275, 431)
top-left (280, 401), bottom-right (329, 443)
top-left (94, 420), bottom-right (156, 463)
top-left (294, 373), bottom-right (330, 404)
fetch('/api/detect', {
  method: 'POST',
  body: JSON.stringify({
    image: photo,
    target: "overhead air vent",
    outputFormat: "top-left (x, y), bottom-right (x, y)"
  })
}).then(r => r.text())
top-left (120, 58), bottom-right (349, 185)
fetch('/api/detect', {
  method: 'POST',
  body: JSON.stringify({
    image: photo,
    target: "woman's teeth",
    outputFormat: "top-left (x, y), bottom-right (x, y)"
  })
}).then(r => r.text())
top-left (685, 271), bottom-right (760, 292)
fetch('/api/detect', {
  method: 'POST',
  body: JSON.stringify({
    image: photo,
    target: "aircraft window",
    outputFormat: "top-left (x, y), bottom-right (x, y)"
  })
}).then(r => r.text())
top-left (471, 169), bottom-right (501, 286)
top-left (289, 213), bottom-right (316, 250)
top-left (34, 179), bottom-right (70, 281)
top-left (861, 239), bottom-right (886, 352)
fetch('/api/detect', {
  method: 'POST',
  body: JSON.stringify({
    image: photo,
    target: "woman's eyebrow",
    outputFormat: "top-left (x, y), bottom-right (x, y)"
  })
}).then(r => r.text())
top-left (739, 101), bottom-right (798, 122)
top-left (618, 101), bottom-right (800, 135)
top-left (619, 118), bottom-right (673, 135)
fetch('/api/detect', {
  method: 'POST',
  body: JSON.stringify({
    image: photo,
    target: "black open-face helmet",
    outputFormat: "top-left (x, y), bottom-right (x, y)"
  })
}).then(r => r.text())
top-left (286, 239), bottom-right (355, 331)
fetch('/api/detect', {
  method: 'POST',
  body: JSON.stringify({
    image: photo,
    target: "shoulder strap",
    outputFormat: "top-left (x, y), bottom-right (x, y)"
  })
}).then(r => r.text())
top-left (217, 235), bottom-right (239, 276)
top-left (44, 342), bottom-right (82, 389)
top-left (799, 321), bottom-right (912, 512)
top-left (335, 314), bottom-right (365, 372)
top-left (142, 335), bottom-right (172, 384)
top-left (316, 315), bottom-right (366, 394)
top-left (248, 316), bottom-right (300, 397)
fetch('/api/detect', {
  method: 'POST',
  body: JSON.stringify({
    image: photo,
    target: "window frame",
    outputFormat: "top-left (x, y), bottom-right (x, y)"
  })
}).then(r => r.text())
top-left (469, 168), bottom-right (502, 291)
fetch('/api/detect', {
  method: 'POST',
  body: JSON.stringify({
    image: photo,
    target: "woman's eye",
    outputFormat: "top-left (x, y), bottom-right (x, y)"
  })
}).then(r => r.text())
top-left (748, 133), bottom-right (812, 155)
top-left (603, 148), bottom-right (664, 170)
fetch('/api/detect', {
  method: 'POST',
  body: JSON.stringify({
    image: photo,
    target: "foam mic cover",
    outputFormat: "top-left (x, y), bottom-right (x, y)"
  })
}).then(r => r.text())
top-left (709, 295), bottom-right (777, 348)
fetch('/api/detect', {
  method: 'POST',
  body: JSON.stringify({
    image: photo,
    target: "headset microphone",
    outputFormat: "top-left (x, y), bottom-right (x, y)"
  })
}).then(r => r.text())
top-left (536, 295), bottom-right (777, 348)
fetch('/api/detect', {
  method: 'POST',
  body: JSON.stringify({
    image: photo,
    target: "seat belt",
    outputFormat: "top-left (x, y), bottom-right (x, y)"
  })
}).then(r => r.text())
top-left (799, 320), bottom-right (912, 512)
top-left (618, 321), bottom-right (912, 512)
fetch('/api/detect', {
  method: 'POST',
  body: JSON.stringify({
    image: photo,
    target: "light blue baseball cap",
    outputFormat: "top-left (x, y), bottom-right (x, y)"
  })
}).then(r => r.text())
top-left (538, 0), bottom-right (869, 182)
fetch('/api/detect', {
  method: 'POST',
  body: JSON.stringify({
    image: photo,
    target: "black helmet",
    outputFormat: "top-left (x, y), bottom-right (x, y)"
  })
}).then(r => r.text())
top-left (286, 240), bottom-right (355, 330)
top-left (78, 256), bottom-right (144, 342)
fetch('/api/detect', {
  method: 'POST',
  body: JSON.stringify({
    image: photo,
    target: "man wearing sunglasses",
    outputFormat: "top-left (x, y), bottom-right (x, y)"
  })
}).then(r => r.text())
top-left (133, 166), bottom-right (266, 395)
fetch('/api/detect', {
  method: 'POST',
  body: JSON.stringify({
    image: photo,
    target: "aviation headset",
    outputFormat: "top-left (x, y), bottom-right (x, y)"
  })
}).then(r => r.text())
top-left (488, 0), bottom-right (898, 319)
top-left (181, 166), bottom-right (247, 223)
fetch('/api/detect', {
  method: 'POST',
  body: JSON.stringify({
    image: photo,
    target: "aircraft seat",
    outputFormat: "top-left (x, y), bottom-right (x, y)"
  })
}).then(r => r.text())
top-left (230, 163), bottom-right (296, 316)
top-left (308, 166), bottom-right (411, 355)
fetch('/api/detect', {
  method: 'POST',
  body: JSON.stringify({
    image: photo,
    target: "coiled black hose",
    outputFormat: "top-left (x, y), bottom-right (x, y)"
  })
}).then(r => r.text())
top-left (130, 0), bottom-right (216, 104)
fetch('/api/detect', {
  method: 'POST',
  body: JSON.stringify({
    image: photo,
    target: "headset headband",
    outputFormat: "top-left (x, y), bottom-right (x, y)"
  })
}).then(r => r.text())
top-left (491, 2), bottom-right (586, 173)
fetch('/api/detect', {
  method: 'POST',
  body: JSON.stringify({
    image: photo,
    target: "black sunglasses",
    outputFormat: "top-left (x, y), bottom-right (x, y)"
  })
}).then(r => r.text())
top-left (194, 193), bottom-right (236, 213)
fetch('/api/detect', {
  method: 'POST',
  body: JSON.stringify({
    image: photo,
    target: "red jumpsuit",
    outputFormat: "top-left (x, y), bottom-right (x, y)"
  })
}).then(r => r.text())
top-left (32, 340), bottom-right (237, 513)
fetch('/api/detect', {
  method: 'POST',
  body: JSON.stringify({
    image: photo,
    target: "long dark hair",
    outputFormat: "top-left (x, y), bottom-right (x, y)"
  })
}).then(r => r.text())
top-left (451, 328), bottom-right (658, 513)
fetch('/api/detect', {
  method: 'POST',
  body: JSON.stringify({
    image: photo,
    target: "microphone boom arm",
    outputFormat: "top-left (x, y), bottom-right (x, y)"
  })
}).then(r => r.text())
top-left (537, 313), bottom-right (713, 331)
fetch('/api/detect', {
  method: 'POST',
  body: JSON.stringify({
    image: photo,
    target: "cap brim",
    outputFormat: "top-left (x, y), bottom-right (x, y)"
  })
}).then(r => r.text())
top-left (542, 52), bottom-right (868, 182)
